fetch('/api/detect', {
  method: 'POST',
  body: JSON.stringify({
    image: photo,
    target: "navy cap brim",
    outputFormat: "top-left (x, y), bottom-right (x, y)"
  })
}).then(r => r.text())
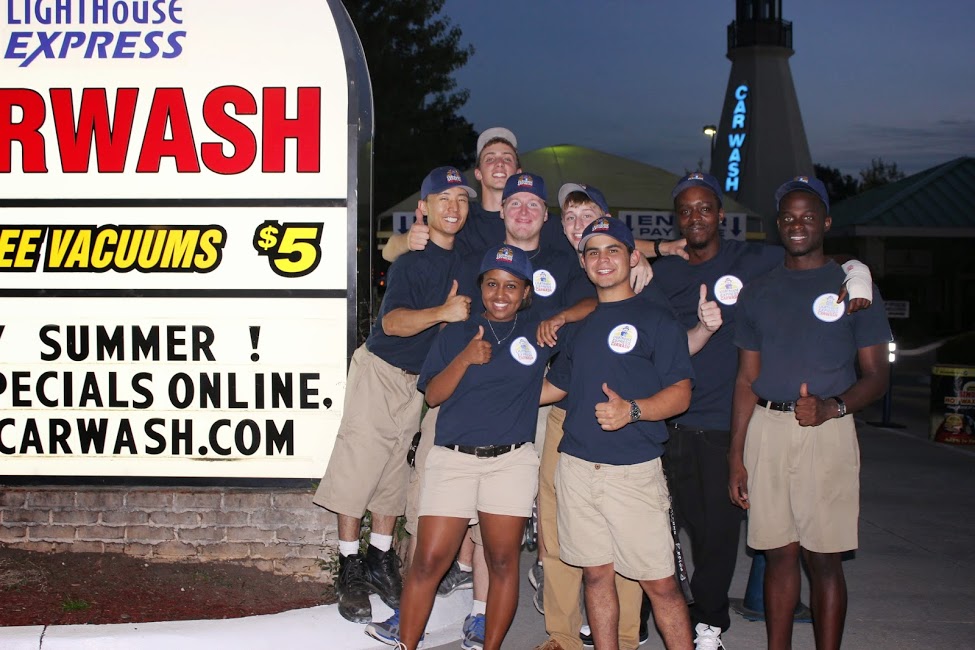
top-left (671, 179), bottom-right (723, 205)
top-left (775, 182), bottom-right (828, 211)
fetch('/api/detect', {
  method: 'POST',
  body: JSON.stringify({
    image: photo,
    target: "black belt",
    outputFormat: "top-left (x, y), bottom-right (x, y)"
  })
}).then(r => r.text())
top-left (443, 443), bottom-right (527, 458)
top-left (758, 398), bottom-right (796, 412)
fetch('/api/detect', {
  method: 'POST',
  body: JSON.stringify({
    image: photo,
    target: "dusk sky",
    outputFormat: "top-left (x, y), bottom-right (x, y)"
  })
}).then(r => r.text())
top-left (444, 0), bottom-right (975, 178)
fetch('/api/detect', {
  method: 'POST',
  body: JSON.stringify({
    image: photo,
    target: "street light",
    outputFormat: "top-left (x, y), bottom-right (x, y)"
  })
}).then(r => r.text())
top-left (702, 124), bottom-right (717, 171)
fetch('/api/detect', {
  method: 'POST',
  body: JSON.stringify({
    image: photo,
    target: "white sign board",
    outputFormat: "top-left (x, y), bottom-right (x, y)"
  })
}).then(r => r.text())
top-left (0, 1), bottom-right (370, 479)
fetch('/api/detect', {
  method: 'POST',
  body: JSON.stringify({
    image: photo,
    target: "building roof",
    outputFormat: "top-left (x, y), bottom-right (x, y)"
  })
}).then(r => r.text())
top-left (380, 144), bottom-right (756, 217)
top-left (830, 156), bottom-right (975, 236)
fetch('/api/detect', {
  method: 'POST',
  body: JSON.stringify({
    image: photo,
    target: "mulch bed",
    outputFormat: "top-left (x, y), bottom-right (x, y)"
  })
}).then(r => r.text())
top-left (0, 545), bottom-right (335, 627)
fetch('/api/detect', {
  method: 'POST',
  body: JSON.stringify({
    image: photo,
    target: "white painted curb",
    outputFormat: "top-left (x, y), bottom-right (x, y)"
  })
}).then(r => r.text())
top-left (0, 591), bottom-right (472, 649)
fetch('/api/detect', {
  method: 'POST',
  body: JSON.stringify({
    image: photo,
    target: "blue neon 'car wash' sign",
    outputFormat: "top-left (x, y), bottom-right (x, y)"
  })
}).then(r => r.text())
top-left (725, 84), bottom-right (748, 193)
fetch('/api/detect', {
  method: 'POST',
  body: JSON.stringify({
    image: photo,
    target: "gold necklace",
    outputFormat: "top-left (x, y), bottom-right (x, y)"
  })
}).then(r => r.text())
top-left (485, 313), bottom-right (519, 345)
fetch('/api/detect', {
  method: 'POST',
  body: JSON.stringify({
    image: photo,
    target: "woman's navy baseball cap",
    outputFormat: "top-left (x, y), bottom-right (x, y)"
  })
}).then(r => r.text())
top-left (479, 244), bottom-right (532, 281)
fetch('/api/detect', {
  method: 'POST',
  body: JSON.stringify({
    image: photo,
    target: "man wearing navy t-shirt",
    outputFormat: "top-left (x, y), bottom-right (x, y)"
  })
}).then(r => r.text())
top-left (313, 167), bottom-right (475, 624)
top-left (651, 172), bottom-right (874, 649)
top-left (543, 216), bottom-right (695, 650)
top-left (728, 177), bottom-right (891, 650)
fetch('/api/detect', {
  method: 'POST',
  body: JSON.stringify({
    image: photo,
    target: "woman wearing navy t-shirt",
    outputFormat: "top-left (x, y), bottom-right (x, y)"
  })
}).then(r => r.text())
top-left (397, 245), bottom-right (555, 650)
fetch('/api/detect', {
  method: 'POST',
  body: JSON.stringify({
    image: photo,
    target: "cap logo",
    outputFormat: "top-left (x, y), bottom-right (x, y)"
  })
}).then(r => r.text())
top-left (446, 169), bottom-right (462, 183)
top-left (794, 175), bottom-right (809, 183)
top-left (688, 172), bottom-right (704, 180)
top-left (496, 246), bottom-right (514, 263)
top-left (516, 174), bottom-right (534, 188)
top-left (592, 218), bottom-right (610, 232)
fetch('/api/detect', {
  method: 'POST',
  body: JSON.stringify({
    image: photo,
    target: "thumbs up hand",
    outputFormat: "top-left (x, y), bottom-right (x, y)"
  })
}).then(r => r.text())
top-left (697, 284), bottom-right (723, 333)
top-left (460, 325), bottom-right (492, 366)
top-left (441, 279), bottom-right (471, 323)
top-left (795, 381), bottom-right (830, 426)
top-left (594, 383), bottom-right (632, 431)
top-left (407, 208), bottom-right (431, 251)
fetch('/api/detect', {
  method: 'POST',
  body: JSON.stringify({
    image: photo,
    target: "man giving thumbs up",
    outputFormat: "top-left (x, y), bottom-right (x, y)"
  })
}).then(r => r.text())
top-left (541, 216), bottom-right (695, 650)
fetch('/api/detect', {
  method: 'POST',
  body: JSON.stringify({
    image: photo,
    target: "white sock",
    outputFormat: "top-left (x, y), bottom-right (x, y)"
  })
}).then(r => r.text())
top-left (338, 540), bottom-right (360, 557)
top-left (457, 562), bottom-right (473, 572)
top-left (471, 600), bottom-right (486, 616)
top-left (370, 533), bottom-right (393, 553)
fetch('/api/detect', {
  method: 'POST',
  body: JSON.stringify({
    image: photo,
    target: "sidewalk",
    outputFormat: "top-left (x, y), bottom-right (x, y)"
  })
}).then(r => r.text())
top-left (4, 355), bottom-right (973, 649)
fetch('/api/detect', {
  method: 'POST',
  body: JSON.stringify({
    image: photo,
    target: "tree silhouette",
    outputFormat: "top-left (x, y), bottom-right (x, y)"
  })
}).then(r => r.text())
top-left (343, 0), bottom-right (478, 214)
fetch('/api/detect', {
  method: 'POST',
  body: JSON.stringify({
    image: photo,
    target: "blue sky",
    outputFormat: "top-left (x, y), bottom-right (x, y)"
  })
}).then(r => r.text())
top-left (443, 0), bottom-right (975, 177)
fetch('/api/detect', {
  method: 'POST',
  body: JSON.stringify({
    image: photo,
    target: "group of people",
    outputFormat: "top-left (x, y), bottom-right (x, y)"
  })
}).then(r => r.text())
top-left (312, 127), bottom-right (892, 650)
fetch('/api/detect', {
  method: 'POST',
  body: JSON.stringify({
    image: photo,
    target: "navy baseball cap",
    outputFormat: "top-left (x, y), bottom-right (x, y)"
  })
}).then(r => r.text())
top-left (420, 166), bottom-right (477, 199)
top-left (775, 176), bottom-right (830, 212)
top-left (558, 183), bottom-right (610, 215)
top-left (502, 173), bottom-right (547, 202)
top-left (480, 244), bottom-right (532, 281)
top-left (671, 172), bottom-right (723, 206)
top-left (577, 216), bottom-right (635, 252)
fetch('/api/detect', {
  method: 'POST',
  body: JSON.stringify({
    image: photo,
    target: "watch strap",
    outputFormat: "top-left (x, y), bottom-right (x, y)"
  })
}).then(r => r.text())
top-left (831, 396), bottom-right (847, 417)
top-left (628, 399), bottom-right (641, 423)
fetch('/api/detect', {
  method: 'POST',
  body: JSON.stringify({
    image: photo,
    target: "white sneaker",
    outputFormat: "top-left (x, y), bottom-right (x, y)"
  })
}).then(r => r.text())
top-left (694, 623), bottom-right (725, 649)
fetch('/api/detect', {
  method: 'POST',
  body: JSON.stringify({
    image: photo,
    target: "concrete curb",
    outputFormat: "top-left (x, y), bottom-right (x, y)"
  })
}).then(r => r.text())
top-left (0, 591), bottom-right (472, 649)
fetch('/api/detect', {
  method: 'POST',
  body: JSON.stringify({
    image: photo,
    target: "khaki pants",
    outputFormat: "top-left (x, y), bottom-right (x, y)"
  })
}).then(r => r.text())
top-left (539, 406), bottom-right (643, 650)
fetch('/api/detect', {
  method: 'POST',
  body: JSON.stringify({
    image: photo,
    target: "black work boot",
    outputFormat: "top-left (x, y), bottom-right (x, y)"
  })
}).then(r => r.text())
top-left (364, 544), bottom-right (403, 609)
top-left (336, 553), bottom-right (372, 623)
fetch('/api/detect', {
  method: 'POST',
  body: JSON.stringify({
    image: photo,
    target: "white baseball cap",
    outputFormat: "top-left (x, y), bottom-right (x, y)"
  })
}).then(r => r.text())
top-left (476, 127), bottom-right (518, 160)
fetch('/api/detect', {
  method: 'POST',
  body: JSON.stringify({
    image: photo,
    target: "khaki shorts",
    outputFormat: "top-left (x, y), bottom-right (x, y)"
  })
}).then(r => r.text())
top-left (744, 404), bottom-right (860, 553)
top-left (313, 345), bottom-right (423, 518)
top-left (419, 443), bottom-right (539, 521)
top-left (406, 404), bottom-right (549, 539)
top-left (556, 453), bottom-right (674, 582)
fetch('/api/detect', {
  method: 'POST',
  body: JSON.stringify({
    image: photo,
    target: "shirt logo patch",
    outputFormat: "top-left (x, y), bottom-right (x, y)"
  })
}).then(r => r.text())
top-left (533, 269), bottom-right (556, 297)
top-left (812, 293), bottom-right (845, 323)
top-left (714, 275), bottom-right (744, 305)
top-left (607, 324), bottom-right (638, 354)
top-left (510, 337), bottom-right (538, 366)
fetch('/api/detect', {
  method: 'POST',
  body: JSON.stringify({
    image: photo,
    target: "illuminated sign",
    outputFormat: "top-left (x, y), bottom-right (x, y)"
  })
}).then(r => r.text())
top-left (617, 212), bottom-right (746, 242)
top-left (0, 1), bottom-right (370, 479)
top-left (725, 84), bottom-right (748, 193)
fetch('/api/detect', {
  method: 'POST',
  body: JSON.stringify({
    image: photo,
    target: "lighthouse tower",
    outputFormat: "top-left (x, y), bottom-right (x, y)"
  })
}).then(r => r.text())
top-left (709, 0), bottom-right (812, 240)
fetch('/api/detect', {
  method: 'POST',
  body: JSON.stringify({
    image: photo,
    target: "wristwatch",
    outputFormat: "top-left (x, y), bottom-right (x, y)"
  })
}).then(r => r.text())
top-left (628, 399), bottom-right (642, 423)
top-left (831, 396), bottom-right (847, 418)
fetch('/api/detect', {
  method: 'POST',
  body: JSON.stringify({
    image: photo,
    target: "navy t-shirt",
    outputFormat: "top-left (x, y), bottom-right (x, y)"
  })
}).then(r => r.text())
top-left (553, 275), bottom-right (677, 411)
top-left (652, 239), bottom-right (783, 430)
top-left (366, 241), bottom-right (460, 374)
top-left (418, 313), bottom-right (556, 447)
top-left (547, 295), bottom-right (694, 465)
top-left (734, 260), bottom-right (892, 402)
top-left (457, 244), bottom-right (586, 320)
top-left (454, 201), bottom-right (569, 258)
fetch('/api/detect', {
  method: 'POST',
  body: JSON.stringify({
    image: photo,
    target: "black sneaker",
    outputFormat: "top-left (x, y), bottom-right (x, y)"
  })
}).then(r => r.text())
top-left (337, 553), bottom-right (373, 623)
top-left (364, 545), bottom-right (403, 609)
